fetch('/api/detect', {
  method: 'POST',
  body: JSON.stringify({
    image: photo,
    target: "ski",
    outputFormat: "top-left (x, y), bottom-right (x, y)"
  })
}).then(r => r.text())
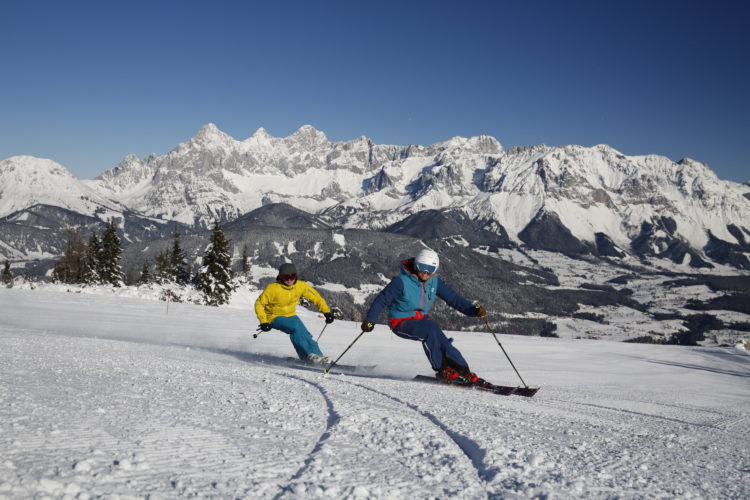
top-left (286, 357), bottom-right (376, 373)
top-left (413, 375), bottom-right (539, 397)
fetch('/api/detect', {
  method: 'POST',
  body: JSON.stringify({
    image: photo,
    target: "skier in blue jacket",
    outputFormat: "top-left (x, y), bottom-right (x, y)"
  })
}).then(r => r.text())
top-left (361, 248), bottom-right (487, 384)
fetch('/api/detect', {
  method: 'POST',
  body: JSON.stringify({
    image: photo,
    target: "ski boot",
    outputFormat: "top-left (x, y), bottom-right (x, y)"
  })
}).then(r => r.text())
top-left (437, 366), bottom-right (472, 385)
top-left (307, 353), bottom-right (331, 366)
top-left (462, 371), bottom-right (490, 386)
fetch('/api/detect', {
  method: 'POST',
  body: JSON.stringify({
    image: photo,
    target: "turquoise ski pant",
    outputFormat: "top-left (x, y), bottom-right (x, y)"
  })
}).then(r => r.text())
top-left (271, 315), bottom-right (323, 360)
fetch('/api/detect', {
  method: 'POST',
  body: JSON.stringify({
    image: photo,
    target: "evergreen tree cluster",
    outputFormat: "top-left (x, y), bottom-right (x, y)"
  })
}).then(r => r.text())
top-left (53, 220), bottom-right (124, 286)
top-left (149, 233), bottom-right (191, 285)
top-left (52, 220), bottom-right (238, 306)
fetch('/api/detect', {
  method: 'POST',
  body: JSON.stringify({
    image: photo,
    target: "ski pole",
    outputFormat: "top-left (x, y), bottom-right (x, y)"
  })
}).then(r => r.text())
top-left (315, 323), bottom-right (329, 343)
top-left (252, 327), bottom-right (265, 339)
top-left (482, 316), bottom-right (530, 389)
top-left (324, 331), bottom-right (365, 375)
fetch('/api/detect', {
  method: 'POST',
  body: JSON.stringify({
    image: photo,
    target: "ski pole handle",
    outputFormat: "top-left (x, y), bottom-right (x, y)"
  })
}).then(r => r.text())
top-left (254, 323), bottom-right (272, 339)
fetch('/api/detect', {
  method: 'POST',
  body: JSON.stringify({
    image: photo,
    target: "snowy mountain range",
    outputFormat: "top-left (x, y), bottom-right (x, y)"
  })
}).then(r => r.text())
top-left (1, 124), bottom-right (749, 269)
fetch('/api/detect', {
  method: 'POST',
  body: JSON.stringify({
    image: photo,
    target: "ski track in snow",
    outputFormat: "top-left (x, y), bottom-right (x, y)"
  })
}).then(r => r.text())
top-left (1, 288), bottom-right (749, 499)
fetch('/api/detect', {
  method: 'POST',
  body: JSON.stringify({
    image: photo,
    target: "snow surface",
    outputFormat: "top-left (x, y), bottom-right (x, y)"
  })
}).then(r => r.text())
top-left (1, 286), bottom-right (749, 499)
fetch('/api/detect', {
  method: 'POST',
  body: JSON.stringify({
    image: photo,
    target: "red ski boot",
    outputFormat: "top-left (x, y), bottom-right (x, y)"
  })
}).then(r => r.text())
top-left (436, 366), bottom-right (464, 383)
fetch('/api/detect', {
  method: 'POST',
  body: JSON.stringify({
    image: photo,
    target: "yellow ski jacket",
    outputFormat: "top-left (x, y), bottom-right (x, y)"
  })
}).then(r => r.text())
top-left (254, 280), bottom-right (331, 323)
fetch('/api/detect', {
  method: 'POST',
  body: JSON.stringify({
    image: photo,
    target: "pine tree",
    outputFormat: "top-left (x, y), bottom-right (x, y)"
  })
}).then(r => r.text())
top-left (154, 249), bottom-right (172, 284)
top-left (2, 260), bottom-right (13, 288)
top-left (53, 228), bottom-right (86, 283)
top-left (138, 261), bottom-right (151, 285)
top-left (240, 244), bottom-right (251, 276)
top-left (99, 219), bottom-right (124, 286)
top-left (81, 232), bottom-right (102, 285)
top-left (124, 265), bottom-right (141, 286)
top-left (197, 220), bottom-right (236, 306)
top-left (170, 233), bottom-right (190, 284)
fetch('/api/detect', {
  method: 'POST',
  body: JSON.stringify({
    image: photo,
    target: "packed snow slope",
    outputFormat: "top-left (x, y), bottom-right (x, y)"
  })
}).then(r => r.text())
top-left (1, 286), bottom-right (749, 499)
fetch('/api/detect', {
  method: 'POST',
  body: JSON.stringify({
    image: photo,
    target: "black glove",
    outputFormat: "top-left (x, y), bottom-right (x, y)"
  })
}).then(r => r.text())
top-left (361, 321), bottom-right (374, 332)
top-left (324, 312), bottom-right (335, 324)
top-left (473, 304), bottom-right (487, 318)
top-left (259, 323), bottom-right (272, 332)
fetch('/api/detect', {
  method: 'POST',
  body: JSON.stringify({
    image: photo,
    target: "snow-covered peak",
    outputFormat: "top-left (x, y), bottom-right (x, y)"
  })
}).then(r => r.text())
top-left (293, 124), bottom-right (324, 136)
top-left (0, 155), bottom-right (77, 181)
top-left (195, 122), bottom-right (221, 137)
top-left (432, 136), bottom-right (469, 150)
top-left (249, 127), bottom-right (272, 140)
top-left (0, 156), bottom-right (124, 218)
top-left (287, 125), bottom-right (329, 148)
top-left (183, 123), bottom-right (237, 150)
top-left (93, 154), bottom-right (155, 192)
top-left (675, 157), bottom-right (717, 179)
top-left (243, 127), bottom-right (276, 150)
top-left (429, 135), bottom-right (503, 157)
top-left (466, 135), bottom-right (503, 154)
top-left (113, 154), bottom-right (145, 173)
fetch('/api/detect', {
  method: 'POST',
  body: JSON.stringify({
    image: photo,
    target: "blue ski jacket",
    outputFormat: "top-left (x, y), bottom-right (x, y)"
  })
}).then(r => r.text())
top-left (364, 259), bottom-right (476, 328)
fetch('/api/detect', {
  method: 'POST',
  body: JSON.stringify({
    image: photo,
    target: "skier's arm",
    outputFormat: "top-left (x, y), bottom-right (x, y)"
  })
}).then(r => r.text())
top-left (364, 277), bottom-right (404, 324)
top-left (435, 279), bottom-right (475, 315)
top-left (254, 288), bottom-right (271, 323)
top-left (301, 282), bottom-right (331, 314)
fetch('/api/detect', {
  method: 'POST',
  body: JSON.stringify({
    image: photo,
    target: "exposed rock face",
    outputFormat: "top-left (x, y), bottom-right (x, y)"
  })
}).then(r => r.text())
top-left (224, 203), bottom-right (332, 231)
top-left (518, 210), bottom-right (592, 255)
top-left (384, 209), bottom-right (512, 248)
top-left (703, 224), bottom-right (750, 269)
top-left (595, 232), bottom-right (626, 258)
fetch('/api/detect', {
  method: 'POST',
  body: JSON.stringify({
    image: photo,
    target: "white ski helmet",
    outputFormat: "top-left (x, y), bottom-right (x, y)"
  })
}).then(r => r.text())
top-left (414, 248), bottom-right (439, 274)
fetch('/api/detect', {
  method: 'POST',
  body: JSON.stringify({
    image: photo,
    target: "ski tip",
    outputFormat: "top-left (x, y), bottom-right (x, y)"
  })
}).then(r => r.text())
top-left (515, 387), bottom-right (540, 397)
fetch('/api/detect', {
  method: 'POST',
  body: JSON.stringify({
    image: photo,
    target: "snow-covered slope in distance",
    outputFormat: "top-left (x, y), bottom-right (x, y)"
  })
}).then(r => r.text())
top-left (1, 286), bottom-right (748, 498)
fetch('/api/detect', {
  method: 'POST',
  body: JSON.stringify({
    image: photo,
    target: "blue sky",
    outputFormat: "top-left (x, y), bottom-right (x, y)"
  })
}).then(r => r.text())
top-left (2, 0), bottom-right (748, 182)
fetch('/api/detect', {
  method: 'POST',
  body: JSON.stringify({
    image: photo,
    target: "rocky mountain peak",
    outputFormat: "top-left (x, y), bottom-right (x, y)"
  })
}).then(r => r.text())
top-left (244, 127), bottom-right (276, 150)
top-left (196, 122), bottom-right (220, 135)
top-left (466, 135), bottom-right (504, 155)
top-left (288, 125), bottom-right (329, 148)
top-left (185, 123), bottom-right (236, 150)
top-left (95, 154), bottom-right (154, 190)
top-left (249, 127), bottom-right (272, 139)
top-left (675, 157), bottom-right (716, 180)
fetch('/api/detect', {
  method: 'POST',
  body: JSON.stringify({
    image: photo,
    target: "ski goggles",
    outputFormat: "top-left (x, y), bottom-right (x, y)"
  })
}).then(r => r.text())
top-left (279, 273), bottom-right (297, 282)
top-left (415, 262), bottom-right (437, 274)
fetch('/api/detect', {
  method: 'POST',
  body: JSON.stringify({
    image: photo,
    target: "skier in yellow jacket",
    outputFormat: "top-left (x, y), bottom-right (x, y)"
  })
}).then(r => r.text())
top-left (255, 263), bottom-right (334, 364)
